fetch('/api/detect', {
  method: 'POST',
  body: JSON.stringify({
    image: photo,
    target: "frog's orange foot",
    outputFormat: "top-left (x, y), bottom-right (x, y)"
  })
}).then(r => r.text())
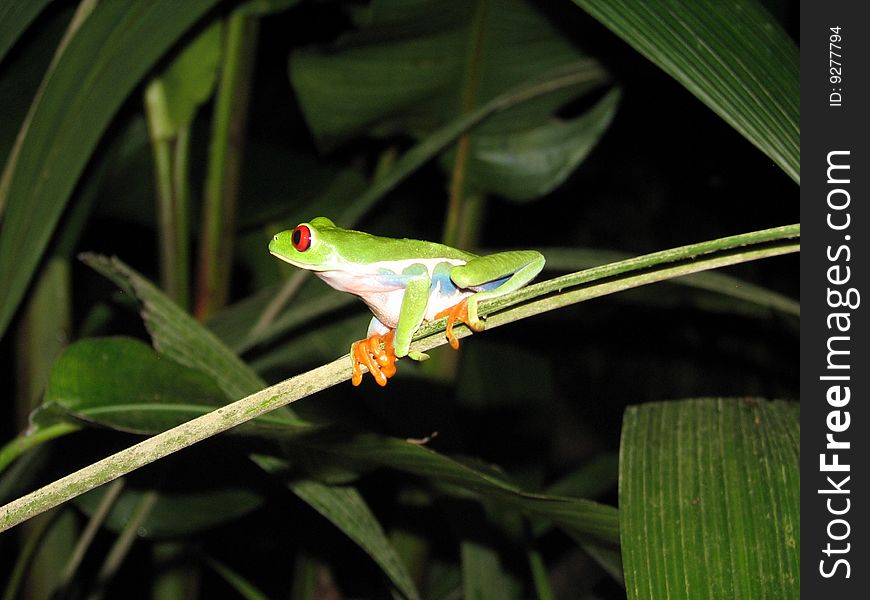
top-left (351, 330), bottom-right (397, 386)
top-left (434, 298), bottom-right (480, 350)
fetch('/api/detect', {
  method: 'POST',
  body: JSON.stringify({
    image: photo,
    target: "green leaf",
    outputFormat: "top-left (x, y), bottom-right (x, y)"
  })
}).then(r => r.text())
top-left (310, 434), bottom-right (620, 547)
top-left (76, 255), bottom-right (425, 593)
top-left (619, 398), bottom-right (799, 599)
top-left (293, 0), bottom-right (598, 145)
top-left (255, 457), bottom-right (421, 600)
top-left (291, 0), bottom-right (614, 200)
top-left (39, 337), bottom-right (299, 434)
top-left (569, 0), bottom-right (799, 183)
top-left (79, 254), bottom-right (272, 403)
top-left (42, 336), bottom-right (224, 433)
top-left (0, 0), bottom-right (53, 65)
top-left (146, 20), bottom-right (223, 137)
top-left (0, 0), bottom-right (223, 341)
top-left (461, 539), bottom-right (520, 600)
top-left (335, 61), bottom-right (607, 226)
top-left (205, 557), bottom-right (270, 600)
top-left (529, 453), bottom-right (618, 538)
top-left (465, 88), bottom-right (620, 200)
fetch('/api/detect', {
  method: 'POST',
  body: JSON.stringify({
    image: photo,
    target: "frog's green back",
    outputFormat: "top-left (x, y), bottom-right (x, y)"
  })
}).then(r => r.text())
top-left (312, 218), bottom-right (478, 264)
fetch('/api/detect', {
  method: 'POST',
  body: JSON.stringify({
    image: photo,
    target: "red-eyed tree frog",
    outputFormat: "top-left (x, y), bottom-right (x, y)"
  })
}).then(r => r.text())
top-left (269, 217), bottom-right (545, 386)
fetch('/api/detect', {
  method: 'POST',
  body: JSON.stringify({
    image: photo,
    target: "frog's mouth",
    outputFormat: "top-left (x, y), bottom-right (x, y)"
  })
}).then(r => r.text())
top-left (269, 250), bottom-right (307, 267)
top-left (268, 250), bottom-right (339, 272)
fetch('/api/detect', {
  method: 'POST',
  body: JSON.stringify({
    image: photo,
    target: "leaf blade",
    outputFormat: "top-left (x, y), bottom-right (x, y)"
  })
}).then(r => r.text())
top-left (291, 0), bottom-right (614, 201)
top-left (619, 398), bottom-right (799, 599)
top-left (0, 0), bottom-right (53, 65)
top-left (569, 0), bottom-right (799, 183)
top-left (0, 0), bottom-right (222, 340)
top-left (270, 467), bottom-right (421, 600)
top-left (38, 336), bottom-right (300, 434)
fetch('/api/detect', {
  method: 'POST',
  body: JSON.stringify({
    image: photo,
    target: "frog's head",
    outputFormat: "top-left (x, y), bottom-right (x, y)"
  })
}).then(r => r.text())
top-left (269, 217), bottom-right (345, 271)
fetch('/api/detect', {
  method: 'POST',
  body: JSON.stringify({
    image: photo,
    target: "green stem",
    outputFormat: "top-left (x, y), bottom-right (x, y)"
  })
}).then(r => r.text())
top-left (195, 12), bottom-right (259, 321)
top-left (89, 491), bottom-right (159, 600)
top-left (0, 422), bottom-right (81, 476)
top-left (416, 225), bottom-right (800, 342)
top-left (172, 125), bottom-right (191, 309)
top-left (144, 80), bottom-right (189, 308)
top-left (527, 547), bottom-right (555, 600)
top-left (205, 557), bottom-right (270, 600)
top-left (443, 0), bottom-right (489, 246)
top-left (0, 224), bottom-right (798, 534)
top-left (15, 257), bottom-right (72, 429)
top-left (0, 359), bottom-right (346, 534)
top-left (247, 269), bottom-right (310, 344)
top-left (1, 509), bottom-right (58, 600)
top-left (56, 479), bottom-right (125, 594)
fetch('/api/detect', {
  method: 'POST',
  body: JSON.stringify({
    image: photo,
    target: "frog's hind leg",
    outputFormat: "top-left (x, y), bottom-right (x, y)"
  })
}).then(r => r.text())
top-left (448, 250), bottom-right (545, 331)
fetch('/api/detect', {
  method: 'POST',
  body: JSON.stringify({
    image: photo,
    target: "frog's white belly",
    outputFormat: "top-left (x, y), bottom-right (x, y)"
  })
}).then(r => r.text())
top-left (360, 280), bottom-right (472, 328)
top-left (315, 258), bottom-right (470, 328)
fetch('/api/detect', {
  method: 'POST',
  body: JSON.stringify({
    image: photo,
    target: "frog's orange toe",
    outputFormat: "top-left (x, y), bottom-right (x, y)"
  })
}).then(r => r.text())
top-left (351, 330), bottom-right (397, 386)
top-left (435, 298), bottom-right (472, 350)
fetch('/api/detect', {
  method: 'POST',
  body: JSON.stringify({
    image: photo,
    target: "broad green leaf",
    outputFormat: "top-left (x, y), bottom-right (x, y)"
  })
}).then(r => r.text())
top-left (619, 398), bottom-right (799, 599)
top-left (339, 60), bottom-right (608, 226)
top-left (424, 561), bottom-right (462, 600)
top-left (292, 0), bottom-right (598, 145)
top-left (80, 254), bottom-right (273, 403)
top-left (38, 336), bottom-right (300, 434)
top-left (569, 0), bottom-right (799, 183)
top-left (0, 0), bottom-right (53, 65)
top-left (0, 0), bottom-right (223, 341)
top-left (291, 0), bottom-right (614, 201)
top-left (465, 88), bottom-right (620, 200)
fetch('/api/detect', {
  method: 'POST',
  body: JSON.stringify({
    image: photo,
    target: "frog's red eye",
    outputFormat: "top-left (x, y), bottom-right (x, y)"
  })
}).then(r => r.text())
top-left (292, 225), bottom-right (311, 251)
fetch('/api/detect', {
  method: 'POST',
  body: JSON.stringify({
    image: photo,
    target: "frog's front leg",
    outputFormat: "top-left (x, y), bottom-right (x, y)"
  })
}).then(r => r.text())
top-left (392, 263), bottom-right (432, 360)
top-left (351, 264), bottom-right (431, 386)
top-left (438, 250), bottom-right (545, 348)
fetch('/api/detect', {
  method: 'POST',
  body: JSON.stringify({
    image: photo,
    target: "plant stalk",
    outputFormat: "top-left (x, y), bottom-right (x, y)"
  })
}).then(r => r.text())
top-left (195, 12), bottom-right (259, 321)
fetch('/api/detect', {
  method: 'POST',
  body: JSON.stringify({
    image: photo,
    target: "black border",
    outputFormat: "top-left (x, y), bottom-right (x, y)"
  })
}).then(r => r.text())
top-left (801, 2), bottom-right (868, 595)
